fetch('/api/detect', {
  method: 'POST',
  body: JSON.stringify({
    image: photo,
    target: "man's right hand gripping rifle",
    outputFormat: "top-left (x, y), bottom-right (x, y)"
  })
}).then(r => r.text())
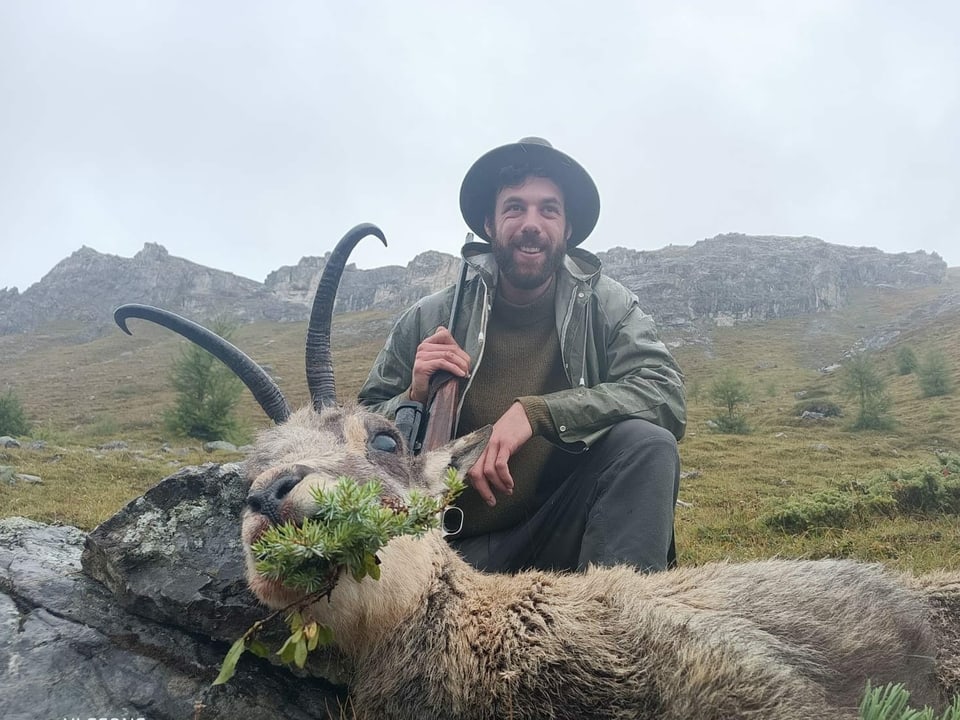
top-left (408, 327), bottom-right (532, 508)
top-left (407, 326), bottom-right (470, 406)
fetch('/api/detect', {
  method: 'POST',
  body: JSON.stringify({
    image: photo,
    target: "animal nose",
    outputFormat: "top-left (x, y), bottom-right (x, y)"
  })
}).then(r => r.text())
top-left (246, 473), bottom-right (301, 525)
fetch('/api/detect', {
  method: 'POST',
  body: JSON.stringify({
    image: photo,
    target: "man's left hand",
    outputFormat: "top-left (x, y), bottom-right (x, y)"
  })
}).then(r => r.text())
top-left (466, 401), bottom-right (532, 507)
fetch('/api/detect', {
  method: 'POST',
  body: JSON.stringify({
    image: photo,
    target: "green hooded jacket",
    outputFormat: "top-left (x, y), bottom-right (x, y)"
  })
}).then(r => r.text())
top-left (357, 242), bottom-right (686, 448)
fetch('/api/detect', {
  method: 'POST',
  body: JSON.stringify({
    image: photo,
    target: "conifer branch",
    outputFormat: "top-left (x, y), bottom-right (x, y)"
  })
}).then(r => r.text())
top-left (211, 468), bottom-right (464, 687)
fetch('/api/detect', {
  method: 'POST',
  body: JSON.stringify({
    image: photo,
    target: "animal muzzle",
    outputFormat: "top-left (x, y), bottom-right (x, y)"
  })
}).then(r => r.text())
top-left (246, 472), bottom-right (303, 525)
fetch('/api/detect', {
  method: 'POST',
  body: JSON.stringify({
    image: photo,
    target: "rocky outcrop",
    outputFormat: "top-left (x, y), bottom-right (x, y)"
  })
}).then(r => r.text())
top-left (264, 250), bottom-right (461, 312)
top-left (0, 285), bottom-right (18, 310)
top-left (598, 234), bottom-right (948, 328)
top-left (0, 463), bottom-right (346, 719)
top-left (0, 244), bottom-right (308, 339)
top-left (0, 235), bottom-right (947, 338)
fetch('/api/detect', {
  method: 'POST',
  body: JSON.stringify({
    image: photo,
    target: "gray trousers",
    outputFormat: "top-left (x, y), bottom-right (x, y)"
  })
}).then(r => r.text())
top-left (447, 419), bottom-right (680, 573)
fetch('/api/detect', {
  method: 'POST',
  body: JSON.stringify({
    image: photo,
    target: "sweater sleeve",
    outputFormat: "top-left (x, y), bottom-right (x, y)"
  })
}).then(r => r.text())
top-left (516, 395), bottom-right (561, 443)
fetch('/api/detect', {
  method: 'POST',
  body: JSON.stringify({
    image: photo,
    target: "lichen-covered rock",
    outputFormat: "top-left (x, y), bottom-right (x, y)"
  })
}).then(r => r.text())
top-left (81, 463), bottom-right (257, 639)
top-left (1, 463), bottom-right (348, 719)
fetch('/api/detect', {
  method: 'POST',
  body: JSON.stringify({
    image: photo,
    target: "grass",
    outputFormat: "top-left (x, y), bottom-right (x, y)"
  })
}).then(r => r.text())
top-left (0, 311), bottom-right (394, 529)
top-left (0, 443), bottom-right (216, 528)
top-left (1, 278), bottom-right (959, 576)
top-left (672, 270), bottom-right (960, 573)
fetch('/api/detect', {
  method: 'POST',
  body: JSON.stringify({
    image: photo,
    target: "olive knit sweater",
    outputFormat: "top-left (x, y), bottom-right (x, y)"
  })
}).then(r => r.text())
top-left (453, 279), bottom-right (570, 538)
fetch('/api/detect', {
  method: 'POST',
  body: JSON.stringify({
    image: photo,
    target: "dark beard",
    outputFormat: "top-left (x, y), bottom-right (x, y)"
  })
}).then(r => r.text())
top-left (492, 236), bottom-right (565, 290)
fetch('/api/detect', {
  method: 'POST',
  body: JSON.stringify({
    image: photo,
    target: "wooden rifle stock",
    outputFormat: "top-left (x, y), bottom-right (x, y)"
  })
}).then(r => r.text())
top-left (420, 234), bottom-right (471, 452)
top-left (421, 372), bottom-right (460, 451)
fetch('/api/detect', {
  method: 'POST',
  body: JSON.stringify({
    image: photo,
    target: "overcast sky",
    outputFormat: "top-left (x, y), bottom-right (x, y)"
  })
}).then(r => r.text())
top-left (1, 1), bottom-right (958, 292)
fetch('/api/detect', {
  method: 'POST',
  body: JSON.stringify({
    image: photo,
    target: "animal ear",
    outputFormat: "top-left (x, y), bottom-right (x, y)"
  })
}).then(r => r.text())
top-left (417, 425), bottom-right (492, 497)
top-left (446, 425), bottom-right (492, 476)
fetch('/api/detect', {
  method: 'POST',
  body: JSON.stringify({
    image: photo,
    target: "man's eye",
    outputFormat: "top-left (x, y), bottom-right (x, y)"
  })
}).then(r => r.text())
top-left (504, 203), bottom-right (523, 213)
top-left (370, 433), bottom-right (399, 453)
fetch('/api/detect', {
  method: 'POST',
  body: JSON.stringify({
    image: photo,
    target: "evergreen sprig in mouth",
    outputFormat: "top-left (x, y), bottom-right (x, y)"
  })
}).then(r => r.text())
top-left (250, 470), bottom-right (466, 594)
top-left (216, 470), bottom-right (468, 686)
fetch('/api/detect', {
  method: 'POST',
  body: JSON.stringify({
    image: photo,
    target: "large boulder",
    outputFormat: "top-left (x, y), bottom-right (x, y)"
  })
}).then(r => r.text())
top-left (0, 463), bottom-right (347, 719)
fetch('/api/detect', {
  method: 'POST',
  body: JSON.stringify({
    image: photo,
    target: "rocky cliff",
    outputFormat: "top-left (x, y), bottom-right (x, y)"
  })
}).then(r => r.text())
top-left (0, 244), bottom-right (307, 340)
top-left (0, 235), bottom-right (947, 339)
top-left (264, 249), bottom-right (461, 313)
top-left (600, 234), bottom-right (948, 328)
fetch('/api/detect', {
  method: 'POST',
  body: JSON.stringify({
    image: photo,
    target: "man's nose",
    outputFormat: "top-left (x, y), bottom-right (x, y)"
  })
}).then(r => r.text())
top-left (520, 209), bottom-right (542, 234)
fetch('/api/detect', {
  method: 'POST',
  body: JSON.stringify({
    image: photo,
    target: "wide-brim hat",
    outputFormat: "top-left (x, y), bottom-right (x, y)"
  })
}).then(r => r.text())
top-left (459, 137), bottom-right (600, 248)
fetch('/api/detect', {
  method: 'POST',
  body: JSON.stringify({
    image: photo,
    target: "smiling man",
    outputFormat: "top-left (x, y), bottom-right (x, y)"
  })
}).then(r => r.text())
top-left (359, 137), bottom-right (686, 573)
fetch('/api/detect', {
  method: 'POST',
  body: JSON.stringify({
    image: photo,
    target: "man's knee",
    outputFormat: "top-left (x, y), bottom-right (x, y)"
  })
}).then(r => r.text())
top-left (601, 418), bottom-right (679, 458)
top-left (592, 419), bottom-right (680, 505)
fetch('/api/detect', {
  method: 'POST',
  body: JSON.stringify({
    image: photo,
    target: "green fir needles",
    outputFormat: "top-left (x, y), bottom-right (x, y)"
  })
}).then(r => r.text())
top-left (213, 468), bottom-right (465, 686)
top-left (860, 682), bottom-right (960, 720)
top-left (253, 474), bottom-right (456, 589)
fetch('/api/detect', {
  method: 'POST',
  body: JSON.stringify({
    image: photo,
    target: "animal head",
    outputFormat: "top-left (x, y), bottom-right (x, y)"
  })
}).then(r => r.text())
top-left (240, 406), bottom-right (487, 609)
top-left (114, 224), bottom-right (489, 611)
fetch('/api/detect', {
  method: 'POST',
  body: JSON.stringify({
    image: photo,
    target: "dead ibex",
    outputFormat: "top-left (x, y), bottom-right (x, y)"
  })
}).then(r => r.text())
top-left (116, 224), bottom-right (960, 720)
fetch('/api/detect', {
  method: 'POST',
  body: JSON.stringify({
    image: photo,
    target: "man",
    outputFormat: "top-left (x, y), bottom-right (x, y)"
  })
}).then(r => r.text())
top-left (358, 137), bottom-right (685, 573)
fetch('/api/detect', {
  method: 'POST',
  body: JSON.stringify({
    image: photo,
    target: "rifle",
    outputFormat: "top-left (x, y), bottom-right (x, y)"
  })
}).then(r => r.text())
top-left (394, 234), bottom-right (471, 454)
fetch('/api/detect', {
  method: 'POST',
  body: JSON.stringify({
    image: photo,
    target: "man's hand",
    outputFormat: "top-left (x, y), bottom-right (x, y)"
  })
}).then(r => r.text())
top-left (408, 326), bottom-right (471, 404)
top-left (467, 402), bottom-right (532, 506)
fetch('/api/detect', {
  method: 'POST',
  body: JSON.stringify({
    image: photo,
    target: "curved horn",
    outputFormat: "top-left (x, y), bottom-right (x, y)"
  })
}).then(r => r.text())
top-left (306, 223), bottom-right (387, 410)
top-left (114, 303), bottom-right (292, 424)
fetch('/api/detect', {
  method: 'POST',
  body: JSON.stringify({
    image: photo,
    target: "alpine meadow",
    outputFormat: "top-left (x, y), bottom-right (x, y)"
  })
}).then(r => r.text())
top-left (2, 270), bottom-right (958, 573)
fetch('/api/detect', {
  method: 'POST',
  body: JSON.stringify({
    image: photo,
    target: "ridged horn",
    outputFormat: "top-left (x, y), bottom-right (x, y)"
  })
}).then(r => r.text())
top-left (114, 303), bottom-right (291, 424)
top-left (306, 223), bottom-right (387, 410)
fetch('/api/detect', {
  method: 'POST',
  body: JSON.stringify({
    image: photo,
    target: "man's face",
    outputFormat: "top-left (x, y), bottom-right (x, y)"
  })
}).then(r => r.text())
top-left (485, 175), bottom-right (572, 292)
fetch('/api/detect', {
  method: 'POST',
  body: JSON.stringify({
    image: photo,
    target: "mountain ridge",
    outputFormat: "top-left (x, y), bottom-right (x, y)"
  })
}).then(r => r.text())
top-left (0, 234), bottom-right (948, 341)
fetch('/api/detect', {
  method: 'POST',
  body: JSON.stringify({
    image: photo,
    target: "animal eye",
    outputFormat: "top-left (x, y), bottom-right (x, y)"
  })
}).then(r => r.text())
top-left (370, 433), bottom-right (399, 453)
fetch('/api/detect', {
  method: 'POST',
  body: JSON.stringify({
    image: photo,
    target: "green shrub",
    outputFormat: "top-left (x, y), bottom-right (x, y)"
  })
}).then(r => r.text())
top-left (710, 414), bottom-right (751, 434)
top-left (868, 455), bottom-right (960, 514)
top-left (763, 454), bottom-right (960, 534)
top-left (851, 410), bottom-right (896, 432)
top-left (708, 370), bottom-right (752, 434)
top-left (887, 468), bottom-right (956, 513)
top-left (164, 318), bottom-right (246, 442)
top-left (894, 346), bottom-right (918, 376)
top-left (916, 349), bottom-right (953, 398)
top-left (0, 389), bottom-right (31, 437)
top-left (763, 490), bottom-right (855, 533)
top-left (841, 354), bottom-right (894, 431)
